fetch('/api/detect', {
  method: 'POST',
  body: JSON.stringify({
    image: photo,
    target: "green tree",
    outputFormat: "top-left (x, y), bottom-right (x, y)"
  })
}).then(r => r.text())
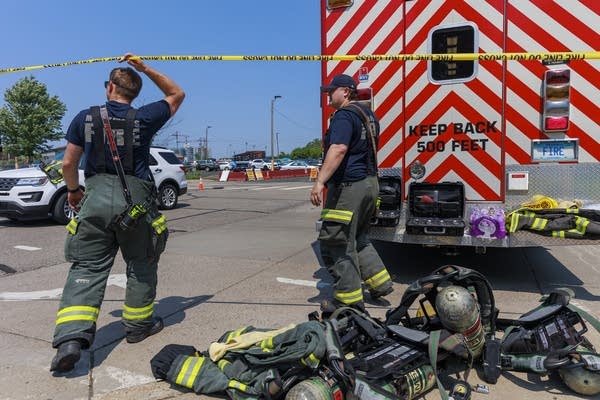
top-left (290, 138), bottom-right (322, 159)
top-left (0, 76), bottom-right (66, 161)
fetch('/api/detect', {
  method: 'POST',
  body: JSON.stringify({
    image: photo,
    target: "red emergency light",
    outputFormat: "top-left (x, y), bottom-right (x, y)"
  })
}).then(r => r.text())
top-left (544, 116), bottom-right (569, 131)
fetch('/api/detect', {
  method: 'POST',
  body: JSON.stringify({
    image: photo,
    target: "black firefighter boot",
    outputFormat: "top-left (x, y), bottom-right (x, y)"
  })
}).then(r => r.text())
top-left (126, 317), bottom-right (164, 344)
top-left (50, 340), bottom-right (81, 373)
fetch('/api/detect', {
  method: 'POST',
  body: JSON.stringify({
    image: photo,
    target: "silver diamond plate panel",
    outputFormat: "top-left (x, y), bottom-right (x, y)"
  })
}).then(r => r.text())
top-left (371, 165), bottom-right (600, 247)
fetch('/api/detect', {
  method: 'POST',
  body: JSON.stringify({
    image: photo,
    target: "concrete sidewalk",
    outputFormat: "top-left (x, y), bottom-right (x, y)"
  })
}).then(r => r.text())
top-left (0, 198), bottom-right (598, 399)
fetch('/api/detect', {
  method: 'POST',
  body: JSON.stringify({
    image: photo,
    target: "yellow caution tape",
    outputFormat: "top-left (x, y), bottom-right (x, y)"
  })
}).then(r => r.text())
top-left (2, 52), bottom-right (600, 75)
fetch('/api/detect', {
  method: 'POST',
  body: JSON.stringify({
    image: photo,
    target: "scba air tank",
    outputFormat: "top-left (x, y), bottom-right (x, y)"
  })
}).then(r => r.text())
top-left (285, 377), bottom-right (343, 400)
top-left (435, 285), bottom-right (485, 358)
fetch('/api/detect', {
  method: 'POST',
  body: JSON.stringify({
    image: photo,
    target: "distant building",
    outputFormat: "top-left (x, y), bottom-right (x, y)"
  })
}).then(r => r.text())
top-left (233, 150), bottom-right (266, 161)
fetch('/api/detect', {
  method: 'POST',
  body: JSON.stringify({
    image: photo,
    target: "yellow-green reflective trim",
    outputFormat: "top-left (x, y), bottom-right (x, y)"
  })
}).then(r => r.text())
top-left (123, 303), bottom-right (154, 313)
top-left (365, 269), bottom-right (391, 289)
top-left (552, 231), bottom-right (565, 238)
top-left (66, 218), bottom-right (78, 234)
top-left (226, 326), bottom-right (247, 342)
top-left (152, 215), bottom-right (167, 234)
top-left (57, 305), bottom-right (99, 316)
top-left (575, 217), bottom-right (589, 234)
top-left (185, 357), bottom-right (204, 389)
top-left (229, 380), bottom-right (249, 392)
top-left (260, 337), bottom-right (273, 352)
top-left (300, 353), bottom-right (320, 368)
top-left (320, 209), bottom-right (353, 222)
top-left (334, 288), bottom-right (363, 304)
top-left (122, 303), bottom-right (154, 320)
top-left (175, 357), bottom-right (193, 385)
top-left (566, 208), bottom-right (579, 214)
top-left (218, 359), bottom-right (230, 370)
top-left (530, 217), bottom-right (548, 230)
top-left (122, 310), bottom-right (153, 320)
top-left (509, 213), bottom-right (519, 232)
top-left (56, 315), bottom-right (97, 325)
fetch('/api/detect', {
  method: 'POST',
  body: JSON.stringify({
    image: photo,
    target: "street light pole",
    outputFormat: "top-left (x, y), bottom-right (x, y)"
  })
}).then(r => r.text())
top-left (271, 95), bottom-right (282, 170)
top-left (204, 125), bottom-right (212, 159)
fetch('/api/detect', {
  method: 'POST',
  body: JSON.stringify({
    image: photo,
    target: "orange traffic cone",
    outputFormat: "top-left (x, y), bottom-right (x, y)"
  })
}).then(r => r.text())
top-left (198, 177), bottom-right (205, 190)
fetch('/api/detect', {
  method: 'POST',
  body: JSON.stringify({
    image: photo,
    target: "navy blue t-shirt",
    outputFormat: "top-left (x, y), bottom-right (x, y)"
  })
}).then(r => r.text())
top-left (66, 100), bottom-right (171, 180)
top-left (324, 103), bottom-right (379, 184)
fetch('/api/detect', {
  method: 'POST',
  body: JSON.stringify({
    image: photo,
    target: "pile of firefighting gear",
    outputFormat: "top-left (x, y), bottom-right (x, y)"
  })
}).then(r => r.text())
top-left (506, 195), bottom-right (600, 239)
top-left (150, 265), bottom-right (600, 399)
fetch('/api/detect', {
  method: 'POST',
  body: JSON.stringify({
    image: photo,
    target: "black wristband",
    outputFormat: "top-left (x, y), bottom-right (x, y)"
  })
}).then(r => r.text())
top-left (67, 187), bottom-right (80, 193)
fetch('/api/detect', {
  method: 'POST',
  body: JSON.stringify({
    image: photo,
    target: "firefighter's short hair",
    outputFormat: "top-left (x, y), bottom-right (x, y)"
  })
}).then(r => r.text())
top-left (108, 67), bottom-right (142, 101)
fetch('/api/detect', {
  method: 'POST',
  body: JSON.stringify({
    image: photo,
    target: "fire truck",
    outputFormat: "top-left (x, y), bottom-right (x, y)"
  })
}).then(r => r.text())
top-left (320, 0), bottom-right (600, 249)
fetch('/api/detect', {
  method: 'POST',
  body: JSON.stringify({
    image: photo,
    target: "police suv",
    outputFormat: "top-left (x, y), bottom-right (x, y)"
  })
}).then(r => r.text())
top-left (0, 146), bottom-right (187, 224)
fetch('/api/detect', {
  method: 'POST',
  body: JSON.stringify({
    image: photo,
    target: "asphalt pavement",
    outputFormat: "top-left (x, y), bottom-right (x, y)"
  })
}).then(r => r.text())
top-left (0, 180), bottom-right (598, 399)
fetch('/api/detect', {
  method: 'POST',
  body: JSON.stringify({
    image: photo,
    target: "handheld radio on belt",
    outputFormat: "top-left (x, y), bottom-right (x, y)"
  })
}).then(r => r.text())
top-left (99, 105), bottom-right (148, 230)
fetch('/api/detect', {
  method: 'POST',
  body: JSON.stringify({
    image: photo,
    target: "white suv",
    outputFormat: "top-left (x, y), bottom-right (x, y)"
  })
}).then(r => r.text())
top-left (0, 146), bottom-right (187, 224)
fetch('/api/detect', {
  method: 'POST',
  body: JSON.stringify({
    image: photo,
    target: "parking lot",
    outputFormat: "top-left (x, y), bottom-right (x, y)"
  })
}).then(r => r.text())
top-left (0, 179), bottom-right (599, 399)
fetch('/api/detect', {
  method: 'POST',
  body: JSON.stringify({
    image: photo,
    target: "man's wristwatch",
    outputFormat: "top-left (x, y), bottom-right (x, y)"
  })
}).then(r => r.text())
top-left (67, 187), bottom-right (80, 193)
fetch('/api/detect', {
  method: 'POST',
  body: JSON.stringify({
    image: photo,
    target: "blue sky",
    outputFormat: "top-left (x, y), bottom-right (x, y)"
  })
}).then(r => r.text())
top-left (0, 1), bottom-right (323, 159)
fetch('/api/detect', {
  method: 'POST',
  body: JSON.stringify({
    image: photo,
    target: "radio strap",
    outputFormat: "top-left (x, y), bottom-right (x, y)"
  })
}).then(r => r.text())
top-left (342, 103), bottom-right (378, 170)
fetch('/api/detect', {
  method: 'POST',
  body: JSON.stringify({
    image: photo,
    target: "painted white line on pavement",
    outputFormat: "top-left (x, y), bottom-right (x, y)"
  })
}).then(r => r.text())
top-left (250, 185), bottom-right (288, 191)
top-left (277, 277), bottom-right (331, 290)
top-left (14, 245), bottom-right (41, 251)
top-left (281, 185), bottom-right (314, 190)
top-left (0, 274), bottom-right (127, 301)
top-left (105, 366), bottom-right (154, 389)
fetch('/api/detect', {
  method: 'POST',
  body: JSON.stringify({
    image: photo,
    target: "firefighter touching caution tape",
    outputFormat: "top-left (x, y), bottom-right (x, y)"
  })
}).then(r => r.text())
top-left (310, 74), bottom-right (393, 314)
top-left (50, 53), bottom-right (185, 373)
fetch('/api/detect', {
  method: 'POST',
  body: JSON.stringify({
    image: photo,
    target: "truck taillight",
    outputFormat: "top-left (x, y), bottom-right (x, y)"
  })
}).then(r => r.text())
top-left (356, 87), bottom-right (374, 110)
top-left (542, 68), bottom-right (570, 133)
top-left (327, 0), bottom-right (353, 10)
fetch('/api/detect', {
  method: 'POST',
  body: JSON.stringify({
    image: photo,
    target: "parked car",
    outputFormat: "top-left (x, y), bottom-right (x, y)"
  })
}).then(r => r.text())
top-left (196, 159), bottom-right (219, 171)
top-left (149, 147), bottom-right (188, 210)
top-left (232, 161), bottom-right (251, 171)
top-left (249, 159), bottom-right (269, 170)
top-left (280, 160), bottom-right (318, 170)
top-left (0, 146), bottom-right (187, 224)
top-left (218, 161), bottom-right (232, 171)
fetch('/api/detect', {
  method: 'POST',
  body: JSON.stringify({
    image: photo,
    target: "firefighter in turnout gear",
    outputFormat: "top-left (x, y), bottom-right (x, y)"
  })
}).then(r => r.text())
top-left (50, 53), bottom-right (185, 373)
top-left (310, 74), bottom-right (393, 313)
